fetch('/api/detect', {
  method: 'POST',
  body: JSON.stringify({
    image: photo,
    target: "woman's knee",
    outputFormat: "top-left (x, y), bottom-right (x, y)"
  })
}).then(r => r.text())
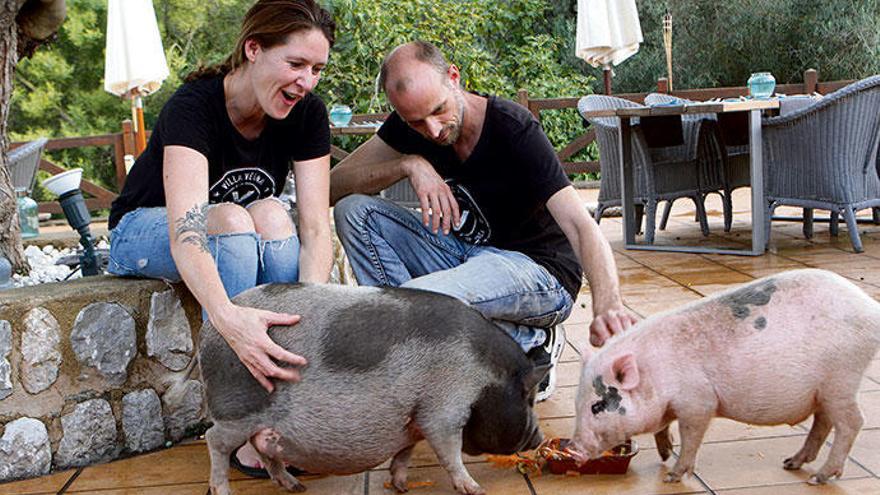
top-left (207, 203), bottom-right (255, 235)
top-left (107, 207), bottom-right (180, 281)
top-left (248, 198), bottom-right (295, 240)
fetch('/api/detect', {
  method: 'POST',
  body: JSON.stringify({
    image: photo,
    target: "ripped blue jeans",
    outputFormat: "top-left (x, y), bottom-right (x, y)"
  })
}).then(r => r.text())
top-left (108, 206), bottom-right (300, 314)
top-left (334, 194), bottom-right (574, 351)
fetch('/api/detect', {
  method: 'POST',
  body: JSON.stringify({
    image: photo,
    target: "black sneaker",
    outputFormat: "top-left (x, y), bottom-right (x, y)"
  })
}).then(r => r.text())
top-left (533, 325), bottom-right (566, 402)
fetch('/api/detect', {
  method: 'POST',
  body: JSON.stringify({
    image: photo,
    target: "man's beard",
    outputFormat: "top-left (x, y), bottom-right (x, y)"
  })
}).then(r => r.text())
top-left (436, 91), bottom-right (466, 146)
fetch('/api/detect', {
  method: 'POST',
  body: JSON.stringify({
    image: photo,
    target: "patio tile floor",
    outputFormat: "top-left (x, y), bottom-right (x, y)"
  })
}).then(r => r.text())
top-left (3, 188), bottom-right (880, 494)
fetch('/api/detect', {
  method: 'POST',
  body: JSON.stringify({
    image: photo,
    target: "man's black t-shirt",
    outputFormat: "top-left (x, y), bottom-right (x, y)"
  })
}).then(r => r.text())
top-left (109, 75), bottom-right (330, 229)
top-left (377, 95), bottom-right (583, 299)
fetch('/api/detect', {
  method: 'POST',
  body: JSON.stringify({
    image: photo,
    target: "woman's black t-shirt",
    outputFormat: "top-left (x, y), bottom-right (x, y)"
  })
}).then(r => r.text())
top-left (377, 95), bottom-right (583, 299)
top-left (109, 75), bottom-right (330, 229)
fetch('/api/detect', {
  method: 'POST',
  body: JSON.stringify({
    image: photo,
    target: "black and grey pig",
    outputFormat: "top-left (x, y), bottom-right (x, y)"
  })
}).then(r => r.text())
top-left (568, 269), bottom-right (880, 485)
top-left (199, 283), bottom-right (548, 495)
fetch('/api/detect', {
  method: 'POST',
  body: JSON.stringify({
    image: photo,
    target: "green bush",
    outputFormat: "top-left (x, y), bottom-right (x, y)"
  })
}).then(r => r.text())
top-left (602, 0), bottom-right (880, 94)
top-left (9, 0), bottom-right (880, 188)
top-left (316, 0), bottom-right (594, 158)
top-left (12, 0), bottom-right (596, 183)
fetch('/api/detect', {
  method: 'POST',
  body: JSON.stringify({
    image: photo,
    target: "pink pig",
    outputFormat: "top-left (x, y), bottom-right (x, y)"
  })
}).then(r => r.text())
top-left (569, 269), bottom-right (880, 485)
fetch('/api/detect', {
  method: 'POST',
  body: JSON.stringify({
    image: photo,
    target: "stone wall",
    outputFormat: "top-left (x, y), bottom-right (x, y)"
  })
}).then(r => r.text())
top-left (0, 276), bottom-right (205, 481)
top-left (0, 239), bottom-right (355, 482)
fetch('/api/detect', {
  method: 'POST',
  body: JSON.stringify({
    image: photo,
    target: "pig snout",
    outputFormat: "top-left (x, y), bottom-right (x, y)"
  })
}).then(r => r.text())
top-left (568, 430), bottom-right (602, 462)
top-left (566, 448), bottom-right (591, 466)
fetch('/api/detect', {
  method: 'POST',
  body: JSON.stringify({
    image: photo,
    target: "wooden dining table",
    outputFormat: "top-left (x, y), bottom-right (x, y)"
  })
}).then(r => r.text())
top-left (580, 98), bottom-right (780, 255)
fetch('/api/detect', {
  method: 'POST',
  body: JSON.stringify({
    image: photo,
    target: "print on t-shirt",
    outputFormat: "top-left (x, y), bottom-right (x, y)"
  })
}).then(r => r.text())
top-left (209, 168), bottom-right (276, 207)
top-left (446, 179), bottom-right (491, 245)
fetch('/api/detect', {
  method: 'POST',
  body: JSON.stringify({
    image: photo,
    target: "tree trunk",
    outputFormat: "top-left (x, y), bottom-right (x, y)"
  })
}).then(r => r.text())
top-left (0, 0), bottom-right (28, 274)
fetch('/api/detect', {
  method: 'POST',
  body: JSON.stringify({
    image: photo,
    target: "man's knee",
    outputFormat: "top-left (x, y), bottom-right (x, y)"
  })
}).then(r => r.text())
top-left (334, 193), bottom-right (376, 218)
top-left (207, 203), bottom-right (255, 235)
top-left (333, 194), bottom-right (380, 234)
top-left (401, 272), bottom-right (468, 302)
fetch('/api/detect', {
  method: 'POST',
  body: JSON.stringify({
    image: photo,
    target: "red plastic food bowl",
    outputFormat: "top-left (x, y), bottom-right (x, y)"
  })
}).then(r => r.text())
top-left (543, 439), bottom-right (638, 475)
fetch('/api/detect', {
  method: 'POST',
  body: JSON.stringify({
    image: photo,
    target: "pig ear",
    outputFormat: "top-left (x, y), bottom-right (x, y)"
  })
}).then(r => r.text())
top-left (611, 354), bottom-right (640, 391)
top-left (523, 364), bottom-right (552, 392)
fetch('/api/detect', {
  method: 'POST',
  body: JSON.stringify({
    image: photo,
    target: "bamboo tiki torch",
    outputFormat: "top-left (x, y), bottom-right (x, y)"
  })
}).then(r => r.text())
top-left (663, 9), bottom-right (673, 92)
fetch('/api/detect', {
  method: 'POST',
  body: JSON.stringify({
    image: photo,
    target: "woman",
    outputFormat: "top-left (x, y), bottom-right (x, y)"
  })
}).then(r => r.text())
top-left (107, 0), bottom-right (335, 476)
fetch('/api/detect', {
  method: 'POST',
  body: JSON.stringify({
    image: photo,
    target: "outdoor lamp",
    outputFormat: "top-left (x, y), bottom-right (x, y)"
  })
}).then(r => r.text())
top-left (42, 168), bottom-right (100, 276)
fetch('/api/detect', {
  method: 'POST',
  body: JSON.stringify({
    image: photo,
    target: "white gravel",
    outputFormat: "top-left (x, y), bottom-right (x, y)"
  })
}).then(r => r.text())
top-left (12, 240), bottom-right (110, 288)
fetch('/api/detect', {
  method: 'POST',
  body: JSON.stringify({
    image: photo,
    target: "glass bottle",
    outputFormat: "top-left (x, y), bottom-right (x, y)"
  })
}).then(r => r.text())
top-left (15, 188), bottom-right (39, 239)
top-left (748, 72), bottom-right (776, 99)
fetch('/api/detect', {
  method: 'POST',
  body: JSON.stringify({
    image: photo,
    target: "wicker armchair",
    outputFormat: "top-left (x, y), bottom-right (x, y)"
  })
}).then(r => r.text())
top-left (8, 137), bottom-right (48, 194)
top-left (577, 95), bottom-right (710, 244)
top-left (762, 75), bottom-right (880, 252)
top-left (644, 93), bottom-right (741, 232)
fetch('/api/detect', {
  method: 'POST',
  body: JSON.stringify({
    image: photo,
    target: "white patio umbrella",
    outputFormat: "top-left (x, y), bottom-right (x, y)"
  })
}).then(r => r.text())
top-left (103, 0), bottom-right (169, 156)
top-left (575, 0), bottom-right (643, 94)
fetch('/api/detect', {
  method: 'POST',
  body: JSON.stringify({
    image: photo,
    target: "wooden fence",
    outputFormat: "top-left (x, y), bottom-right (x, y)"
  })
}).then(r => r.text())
top-left (10, 69), bottom-right (856, 214)
top-left (8, 121), bottom-right (137, 214)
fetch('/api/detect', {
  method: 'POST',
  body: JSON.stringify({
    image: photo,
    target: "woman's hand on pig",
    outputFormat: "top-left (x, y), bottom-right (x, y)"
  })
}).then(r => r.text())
top-left (589, 305), bottom-right (639, 347)
top-left (211, 304), bottom-right (308, 393)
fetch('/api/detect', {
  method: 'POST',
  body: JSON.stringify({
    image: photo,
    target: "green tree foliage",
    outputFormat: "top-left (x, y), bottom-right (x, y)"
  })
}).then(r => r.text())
top-left (9, 0), bottom-right (880, 191)
top-left (607, 0), bottom-right (880, 94)
top-left (11, 0), bottom-right (596, 192)
top-left (10, 0), bottom-right (121, 200)
top-left (318, 0), bottom-right (592, 106)
top-left (317, 0), bottom-right (594, 162)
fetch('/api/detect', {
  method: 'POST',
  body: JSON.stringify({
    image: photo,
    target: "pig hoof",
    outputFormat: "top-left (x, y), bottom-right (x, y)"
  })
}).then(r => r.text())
top-left (663, 472), bottom-right (684, 483)
top-left (783, 457), bottom-right (803, 470)
top-left (808, 468), bottom-right (841, 486)
top-left (281, 481), bottom-right (306, 493)
top-left (453, 479), bottom-right (485, 495)
top-left (807, 474), bottom-right (829, 485)
top-left (209, 483), bottom-right (232, 495)
top-left (273, 474), bottom-right (306, 493)
top-left (391, 477), bottom-right (409, 493)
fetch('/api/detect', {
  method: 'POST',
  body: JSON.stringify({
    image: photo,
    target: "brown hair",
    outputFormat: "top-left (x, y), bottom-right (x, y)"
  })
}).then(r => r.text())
top-left (186, 0), bottom-right (335, 82)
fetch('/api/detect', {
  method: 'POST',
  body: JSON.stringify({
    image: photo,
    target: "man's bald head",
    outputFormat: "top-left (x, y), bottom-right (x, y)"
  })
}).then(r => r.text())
top-left (377, 41), bottom-right (466, 147)
top-left (379, 41), bottom-right (451, 95)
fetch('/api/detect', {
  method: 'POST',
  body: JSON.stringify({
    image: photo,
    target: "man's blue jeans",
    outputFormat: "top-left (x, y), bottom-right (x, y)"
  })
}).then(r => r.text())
top-left (334, 194), bottom-right (574, 351)
top-left (108, 207), bottom-right (300, 316)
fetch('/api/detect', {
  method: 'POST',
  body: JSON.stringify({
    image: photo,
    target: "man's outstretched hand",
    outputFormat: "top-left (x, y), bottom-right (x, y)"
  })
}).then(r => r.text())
top-left (589, 304), bottom-right (639, 347)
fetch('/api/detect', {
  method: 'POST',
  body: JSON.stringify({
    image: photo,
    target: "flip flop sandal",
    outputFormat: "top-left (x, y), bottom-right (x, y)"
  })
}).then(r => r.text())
top-left (228, 449), bottom-right (308, 479)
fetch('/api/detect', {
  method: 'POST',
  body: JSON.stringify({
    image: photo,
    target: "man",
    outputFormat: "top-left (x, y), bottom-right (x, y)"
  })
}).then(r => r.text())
top-left (330, 41), bottom-right (636, 400)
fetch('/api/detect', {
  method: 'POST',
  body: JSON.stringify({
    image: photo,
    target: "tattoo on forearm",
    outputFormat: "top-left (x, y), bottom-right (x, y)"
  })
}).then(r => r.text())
top-left (175, 203), bottom-right (210, 253)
